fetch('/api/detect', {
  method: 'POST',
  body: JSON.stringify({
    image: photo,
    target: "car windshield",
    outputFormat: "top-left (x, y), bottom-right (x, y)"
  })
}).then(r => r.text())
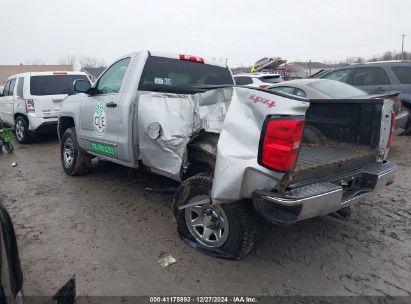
top-left (138, 56), bottom-right (234, 94)
top-left (307, 80), bottom-right (368, 98)
top-left (30, 75), bottom-right (89, 96)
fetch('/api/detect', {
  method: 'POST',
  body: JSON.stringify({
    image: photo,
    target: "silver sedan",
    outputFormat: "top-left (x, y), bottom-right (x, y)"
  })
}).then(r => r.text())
top-left (268, 79), bottom-right (408, 130)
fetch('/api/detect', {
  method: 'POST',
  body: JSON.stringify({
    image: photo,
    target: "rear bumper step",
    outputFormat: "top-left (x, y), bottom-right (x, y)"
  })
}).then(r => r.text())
top-left (252, 161), bottom-right (397, 225)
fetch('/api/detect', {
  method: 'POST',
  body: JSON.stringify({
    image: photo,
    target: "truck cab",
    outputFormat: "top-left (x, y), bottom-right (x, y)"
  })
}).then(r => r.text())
top-left (58, 51), bottom-right (234, 169)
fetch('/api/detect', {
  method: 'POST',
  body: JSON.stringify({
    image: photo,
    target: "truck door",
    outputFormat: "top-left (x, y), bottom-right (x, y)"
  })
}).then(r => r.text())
top-left (350, 67), bottom-right (391, 94)
top-left (0, 78), bottom-right (16, 125)
top-left (79, 57), bottom-right (131, 158)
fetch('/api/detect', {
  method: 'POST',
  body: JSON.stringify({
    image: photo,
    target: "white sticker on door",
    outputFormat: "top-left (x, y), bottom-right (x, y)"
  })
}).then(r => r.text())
top-left (94, 101), bottom-right (106, 137)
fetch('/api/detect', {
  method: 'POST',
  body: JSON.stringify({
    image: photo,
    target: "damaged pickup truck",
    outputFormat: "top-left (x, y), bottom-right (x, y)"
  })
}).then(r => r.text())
top-left (58, 51), bottom-right (397, 260)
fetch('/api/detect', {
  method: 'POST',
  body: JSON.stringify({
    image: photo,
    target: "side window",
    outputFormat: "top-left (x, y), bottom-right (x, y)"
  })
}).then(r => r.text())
top-left (352, 67), bottom-right (390, 86)
top-left (270, 86), bottom-right (296, 95)
top-left (96, 57), bottom-right (131, 94)
top-left (391, 66), bottom-right (411, 84)
top-left (294, 88), bottom-right (306, 97)
top-left (8, 79), bottom-right (16, 96)
top-left (17, 77), bottom-right (24, 97)
top-left (234, 76), bottom-right (253, 85)
top-left (2, 80), bottom-right (11, 96)
top-left (323, 69), bottom-right (351, 83)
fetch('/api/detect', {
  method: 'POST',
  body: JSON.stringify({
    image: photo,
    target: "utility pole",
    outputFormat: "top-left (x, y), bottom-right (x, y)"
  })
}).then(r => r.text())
top-left (309, 59), bottom-right (312, 77)
top-left (401, 34), bottom-right (406, 60)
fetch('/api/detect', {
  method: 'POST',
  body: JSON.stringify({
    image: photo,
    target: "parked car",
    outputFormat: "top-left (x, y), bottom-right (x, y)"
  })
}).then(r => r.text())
top-left (234, 73), bottom-right (283, 88)
top-left (268, 78), bottom-right (406, 130)
top-left (0, 71), bottom-right (90, 143)
top-left (314, 61), bottom-right (411, 133)
top-left (58, 50), bottom-right (396, 260)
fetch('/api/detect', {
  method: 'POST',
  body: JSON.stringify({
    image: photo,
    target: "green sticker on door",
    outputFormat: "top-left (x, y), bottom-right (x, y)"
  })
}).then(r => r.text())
top-left (90, 141), bottom-right (116, 156)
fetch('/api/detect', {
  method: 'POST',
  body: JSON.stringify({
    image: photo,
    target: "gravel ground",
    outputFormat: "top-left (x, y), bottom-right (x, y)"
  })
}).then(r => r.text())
top-left (0, 134), bottom-right (410, 296)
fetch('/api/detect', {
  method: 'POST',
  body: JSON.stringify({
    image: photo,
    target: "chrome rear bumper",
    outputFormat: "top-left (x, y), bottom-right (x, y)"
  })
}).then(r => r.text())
top-left (252, 161), bottom-right (397, 225)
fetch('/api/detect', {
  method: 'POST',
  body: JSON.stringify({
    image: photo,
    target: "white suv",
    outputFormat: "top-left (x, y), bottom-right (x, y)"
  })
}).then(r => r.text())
top-left (234, 73), bottom-right (283, 88)
top-left (0, 71), bottom-right (90, 143)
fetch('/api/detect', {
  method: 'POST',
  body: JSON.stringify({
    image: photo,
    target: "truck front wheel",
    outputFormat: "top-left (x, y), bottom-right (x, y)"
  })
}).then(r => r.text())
top-left (61, 128), bottom-right (91, 176)
top-left (172, 174), bottom-right (257, 260)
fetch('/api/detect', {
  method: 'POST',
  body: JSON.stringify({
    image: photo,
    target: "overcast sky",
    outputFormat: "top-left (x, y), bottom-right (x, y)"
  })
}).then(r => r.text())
top-left (0, 0), bottom-right (410, 67)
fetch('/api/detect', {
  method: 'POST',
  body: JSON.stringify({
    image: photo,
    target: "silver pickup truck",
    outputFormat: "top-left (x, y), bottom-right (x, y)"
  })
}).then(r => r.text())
top-left (58, 50), bottom-right (397, 259)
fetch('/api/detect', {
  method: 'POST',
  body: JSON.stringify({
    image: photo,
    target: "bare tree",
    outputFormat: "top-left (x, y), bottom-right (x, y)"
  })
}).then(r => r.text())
top-left (355, 57), bottom-right (365, 64)
top-left (382, 51), bottom-right (393, 61)
top-left (24, 58), bottom-right (45, 65)
top-left (57, 54), bottom-right (78, 67)
top-left (78, 55), bottom-right (106, 69)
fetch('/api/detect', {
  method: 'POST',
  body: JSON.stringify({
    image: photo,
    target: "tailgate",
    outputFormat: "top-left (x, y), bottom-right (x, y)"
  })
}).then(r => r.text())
top-left (33, 95), bottom-right (67, 118)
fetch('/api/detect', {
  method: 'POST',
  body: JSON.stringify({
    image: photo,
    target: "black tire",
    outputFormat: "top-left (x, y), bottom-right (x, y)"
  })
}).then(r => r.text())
top-left (172, 174), bottom-right (257, 260)
top-left (61, 128), bottom-right (91, 176)
top-left (336, 207), bottom-right (352, 218)
top-left (14, 116), bottom-right (30, 144)
top-left (3, 142), bottom-right (14, 153)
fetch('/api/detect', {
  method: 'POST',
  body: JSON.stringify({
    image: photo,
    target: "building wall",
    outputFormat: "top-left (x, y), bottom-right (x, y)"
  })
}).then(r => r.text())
top-left (0, 65), bottom-right (73, 85)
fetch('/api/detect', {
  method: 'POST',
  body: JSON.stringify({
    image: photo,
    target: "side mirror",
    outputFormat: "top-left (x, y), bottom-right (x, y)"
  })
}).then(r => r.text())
top-left (74, 79), bottom-right (91, 94)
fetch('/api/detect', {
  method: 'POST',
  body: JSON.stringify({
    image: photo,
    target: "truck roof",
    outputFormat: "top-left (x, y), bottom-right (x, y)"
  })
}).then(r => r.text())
top-left (119, 50), bottom-right (227, 68)
top-left (7, 71), bottom-right (88, 79)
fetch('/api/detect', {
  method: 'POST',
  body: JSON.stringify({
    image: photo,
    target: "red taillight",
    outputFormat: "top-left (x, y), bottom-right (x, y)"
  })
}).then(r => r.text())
top-left (258, 118), bottom-right (305, 172)
top-left (259, 84), bottom-right (270, 89)
top-left (179, 54), bottom-right (204, 63)
top-left (53, 72), bottom-right (67, 75)
top-left (388, 112), bottom-right (396, 147)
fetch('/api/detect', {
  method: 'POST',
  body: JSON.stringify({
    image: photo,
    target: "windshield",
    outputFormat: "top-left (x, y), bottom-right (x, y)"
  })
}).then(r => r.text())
top-left (307, 79), bottom-right (368, 98)
top-left (30, 75), bottom-right (89, 96)
top-left (138, 56), bottom-right (234, 94)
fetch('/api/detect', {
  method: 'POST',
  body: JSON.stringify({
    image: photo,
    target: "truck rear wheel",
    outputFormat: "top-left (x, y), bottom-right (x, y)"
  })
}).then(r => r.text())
top-left (61, 128), bottom-right (91, 176)
top-left (172, 174), bottom-right (257, 260)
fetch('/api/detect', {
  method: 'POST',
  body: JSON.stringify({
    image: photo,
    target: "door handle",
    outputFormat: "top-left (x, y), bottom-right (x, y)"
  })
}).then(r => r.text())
top-left (106, 102), bottom-right (117, 108)
top-left (375, 87), bottom-right (385, 92)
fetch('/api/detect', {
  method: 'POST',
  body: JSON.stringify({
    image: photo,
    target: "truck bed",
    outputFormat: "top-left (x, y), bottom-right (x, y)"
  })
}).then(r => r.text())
top-left (292, 144), bottom-right (376, 183)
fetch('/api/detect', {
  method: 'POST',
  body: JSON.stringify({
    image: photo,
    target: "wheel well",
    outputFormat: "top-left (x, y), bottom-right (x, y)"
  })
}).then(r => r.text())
top-left (13, 113), bottom-right (28, 123)
top-left (185, 132), bottom-right (219, 178)
top-left (58, 116), bottom-right (75, 139)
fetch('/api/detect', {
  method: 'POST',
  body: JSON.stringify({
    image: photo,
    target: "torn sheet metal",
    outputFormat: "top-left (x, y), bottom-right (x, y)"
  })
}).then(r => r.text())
top-left (137, 88), bottom-right (232, 180)
top-left (138, 87), bottom-right (308, 203)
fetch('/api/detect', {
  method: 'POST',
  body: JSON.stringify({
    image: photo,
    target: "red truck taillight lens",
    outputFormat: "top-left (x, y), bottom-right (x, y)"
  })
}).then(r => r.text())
top-left (179, 54), bottom-right (204, 63)
top-left (388, 112), bottom-right (396, 147)
top-left (258, 118), bottom-right (305, 172)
